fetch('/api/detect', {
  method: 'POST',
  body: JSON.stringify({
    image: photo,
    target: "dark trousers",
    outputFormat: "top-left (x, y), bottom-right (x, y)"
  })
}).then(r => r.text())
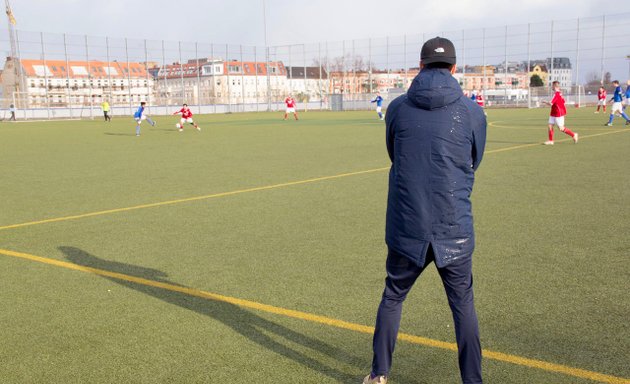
top-left (371, 247), bottom-right (482, 384)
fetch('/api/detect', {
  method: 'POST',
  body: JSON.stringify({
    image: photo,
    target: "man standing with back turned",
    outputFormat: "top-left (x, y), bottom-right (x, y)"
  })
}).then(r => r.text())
top-left (363, 37), bottom-right (486, 384)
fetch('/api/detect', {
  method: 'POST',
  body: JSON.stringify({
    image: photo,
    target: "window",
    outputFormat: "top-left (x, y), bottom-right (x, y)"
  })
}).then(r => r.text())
top-left (71, 66), bottom-right (88, 75)
top-left (104, 67), bottom-right (119, 76)
top-left (33, 65), bottom-right (53, 76)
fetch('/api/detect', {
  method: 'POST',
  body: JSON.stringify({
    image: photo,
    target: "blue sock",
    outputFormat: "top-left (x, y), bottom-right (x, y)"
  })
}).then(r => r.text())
top-left (621, 112), bottom-right (630, 122)
top-left (147, 117), bottom-right (155, 126)
top-left (378, 112), bottom-right (383, 119)
top-left (136, 125), bottom-right (141, 135)
top-left (608, 114), bottom-right (614, 124)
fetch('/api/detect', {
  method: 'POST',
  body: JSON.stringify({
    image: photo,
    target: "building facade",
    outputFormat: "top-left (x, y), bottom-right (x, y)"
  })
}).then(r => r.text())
top-left (2, 57), bottom-right (153, 108)
top-left (154, 58), bottom-right (289, 105)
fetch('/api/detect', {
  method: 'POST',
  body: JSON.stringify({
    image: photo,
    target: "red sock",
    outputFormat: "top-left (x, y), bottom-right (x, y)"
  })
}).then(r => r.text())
top-left (563, 127), bottom-right (575, 137)
top-left (548, 129), bottom-right (554, 141)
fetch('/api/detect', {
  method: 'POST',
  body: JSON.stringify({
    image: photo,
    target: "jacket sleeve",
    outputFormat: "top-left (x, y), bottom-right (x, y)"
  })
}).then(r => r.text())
top-left (385, 104), bottom-right (396, 162)
top-left (471, 108), bottom-right (487, 171)
top-left (384, 95), bottom-right (407, 162)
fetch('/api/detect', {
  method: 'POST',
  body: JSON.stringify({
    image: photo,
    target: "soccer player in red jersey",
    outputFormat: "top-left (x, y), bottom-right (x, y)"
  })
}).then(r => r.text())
top-left (544, 81), bottom-right (578, 145)
top-left (173, 103), bottom-right (200, 131)
top-left (475, 92), bottom-right (484, 107)
top-left (595, 86), bottom-right (607, 113)
top-left (283, 95), bottom-right (298, 120)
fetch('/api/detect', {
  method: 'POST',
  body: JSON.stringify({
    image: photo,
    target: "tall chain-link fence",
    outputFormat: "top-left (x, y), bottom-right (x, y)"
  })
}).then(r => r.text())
top-left (1, 13), bottom-right (629, 120)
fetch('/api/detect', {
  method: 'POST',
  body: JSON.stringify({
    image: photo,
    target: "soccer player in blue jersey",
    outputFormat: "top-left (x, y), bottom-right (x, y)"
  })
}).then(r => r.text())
top-left (133, 102), bottom-right (156, 136)
top-left (371, 92), bottom-right (384, 120)
top-left (605, 80), bottom-right (630, 126)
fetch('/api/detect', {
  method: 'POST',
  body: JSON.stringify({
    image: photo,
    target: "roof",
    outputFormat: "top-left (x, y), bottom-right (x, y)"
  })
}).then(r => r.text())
top-left (158, 60), bottom-right (287, 79)
top-left (20, 59), bottom-right (148, 79)
top-left (285, 66), bottom-right (328, 79)
top-left (224, 60), bottom-right (287, 77)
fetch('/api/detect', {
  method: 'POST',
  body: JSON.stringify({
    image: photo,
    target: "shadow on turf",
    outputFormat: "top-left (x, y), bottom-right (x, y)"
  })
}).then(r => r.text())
top-left (60, 246), bottom-right (372, 383)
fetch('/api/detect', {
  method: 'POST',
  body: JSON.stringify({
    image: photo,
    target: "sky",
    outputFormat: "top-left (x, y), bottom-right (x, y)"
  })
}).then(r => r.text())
top-left (5, 0), bottom-right (604, 45)
top-left (3, 0), bottom-right (629, 81)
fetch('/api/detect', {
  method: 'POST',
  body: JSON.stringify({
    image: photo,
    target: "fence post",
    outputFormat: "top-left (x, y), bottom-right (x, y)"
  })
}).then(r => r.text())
top-left (125, 38), bottom-right (132, 112)
top-left (482, 28), bottom-right (486, 97)
top-left (325, 41), bottom-right (329, 107)
top-left (550, 20), bottom-right (554, 88)
top-left (211, 43), bottom-right (216, 114)
top-left (40, 32), bottom-right (51, 120)
top-left (318, 42), bottom-right (322, 109)
top-left (240, 44), bottom-right (245, 111)
top-left (85, 35), bottom-right (94, 119)
top-left (404, 34), bottom-right (408, 90)
top-left (386, 36), bottom-right (390, 93)
top-left (196, 42), bottom-right (201, 114)
top-left (462, 29), bottom-right (466, 88)
top-left (368, 38), bottom-right (372, 94)
top-left (504, 25), bottom-right (508, 105)
top-left (266, 45), bottom-right (271, 112)
top-left (63, 33), bottom-right (73, 118)
top-left (527, 23), bottom-right (531, 109)
top-left (288, 44), bottom-right (292, 95)
top-left (341, 40), bottom-right (346, 100)
top-left (254, 46), bottom-right (259, 112)
top-left (145, 39), bottom-right (152, 113)
top-left (226, 44), bottom-right (230, 112)
top-left (179, 41), bottom-right (184, 105)
top-left (600, 15), bottom-right (606, 84)
top-left (575, 18), bottom-right (581, 107)
top-left (14, 30), bottom-right (26, 113)
top-left (161, 40), bottom-right (167, 108)
top-left (351, 39), bottom-right (356, 99)
top-left (105, 37), bottom-right (113, 110)
top-left (302, 44), bottom-right (306, 109)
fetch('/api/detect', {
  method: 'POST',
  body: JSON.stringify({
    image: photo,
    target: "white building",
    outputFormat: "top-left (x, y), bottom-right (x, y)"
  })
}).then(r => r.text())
top-left (2, 57), bottom-right (154, 108)
top-left (154, 58), bottom-right (289, 105)
top-left (285, 66), bottom-right (329, 100)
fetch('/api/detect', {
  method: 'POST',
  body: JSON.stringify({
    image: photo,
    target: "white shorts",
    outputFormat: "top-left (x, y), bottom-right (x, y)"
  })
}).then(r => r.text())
top-left (548, 116), bottom-right (565, 128)
top-left (597, 99), bottom-right (606, 106)
top-left (376, 106), bottom-right (382, 113)
top-left (180, 117), bottom-right (193, 124)
top-left (135, 115), bottom-right (146, 123)
top-left (286, 107), bottom-right (296, 113)
top-left (611, 102), bottom-right (623, 113)
top-left (624, 99), bottom-right (630, 106)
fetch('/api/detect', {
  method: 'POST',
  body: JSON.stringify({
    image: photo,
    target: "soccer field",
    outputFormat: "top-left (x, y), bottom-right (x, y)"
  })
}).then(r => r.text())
top-left (0, 109), bottom-right (629, 384)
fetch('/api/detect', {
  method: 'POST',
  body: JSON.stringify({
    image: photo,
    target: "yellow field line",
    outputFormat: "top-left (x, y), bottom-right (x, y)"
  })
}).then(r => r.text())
top-left (488, 120), bottom-right (624, 130)
top-left (1, 127), bottom-right (627, 232)
top-left (485, 128), bottom-right (628, 154)
top-left (0, 247), bottom-right (628, 384)
top-left (0, 167), bottom-right (388, 231)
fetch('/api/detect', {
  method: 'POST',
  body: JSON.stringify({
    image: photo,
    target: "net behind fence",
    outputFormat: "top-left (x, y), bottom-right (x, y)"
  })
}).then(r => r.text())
top-left (1, 13), bottom-right (628, 119)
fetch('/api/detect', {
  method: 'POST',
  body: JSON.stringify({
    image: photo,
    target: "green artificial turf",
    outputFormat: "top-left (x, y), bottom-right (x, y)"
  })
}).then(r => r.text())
top-left (0, 109), bottom-right (628, 383)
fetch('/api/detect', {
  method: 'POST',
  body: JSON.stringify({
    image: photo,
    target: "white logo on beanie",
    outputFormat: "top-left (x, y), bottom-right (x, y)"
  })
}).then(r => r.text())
top-left (434, 47), bottom-right (445, 53)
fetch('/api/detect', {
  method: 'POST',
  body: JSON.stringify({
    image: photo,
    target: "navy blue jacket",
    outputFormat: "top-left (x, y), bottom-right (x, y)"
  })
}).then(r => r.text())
top-left (385, 68), bottom-right (486, 268)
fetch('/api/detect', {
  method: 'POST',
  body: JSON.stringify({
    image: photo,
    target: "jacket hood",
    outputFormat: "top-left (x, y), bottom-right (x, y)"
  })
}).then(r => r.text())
top-left (407, 68), bottom-right (463, 110)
